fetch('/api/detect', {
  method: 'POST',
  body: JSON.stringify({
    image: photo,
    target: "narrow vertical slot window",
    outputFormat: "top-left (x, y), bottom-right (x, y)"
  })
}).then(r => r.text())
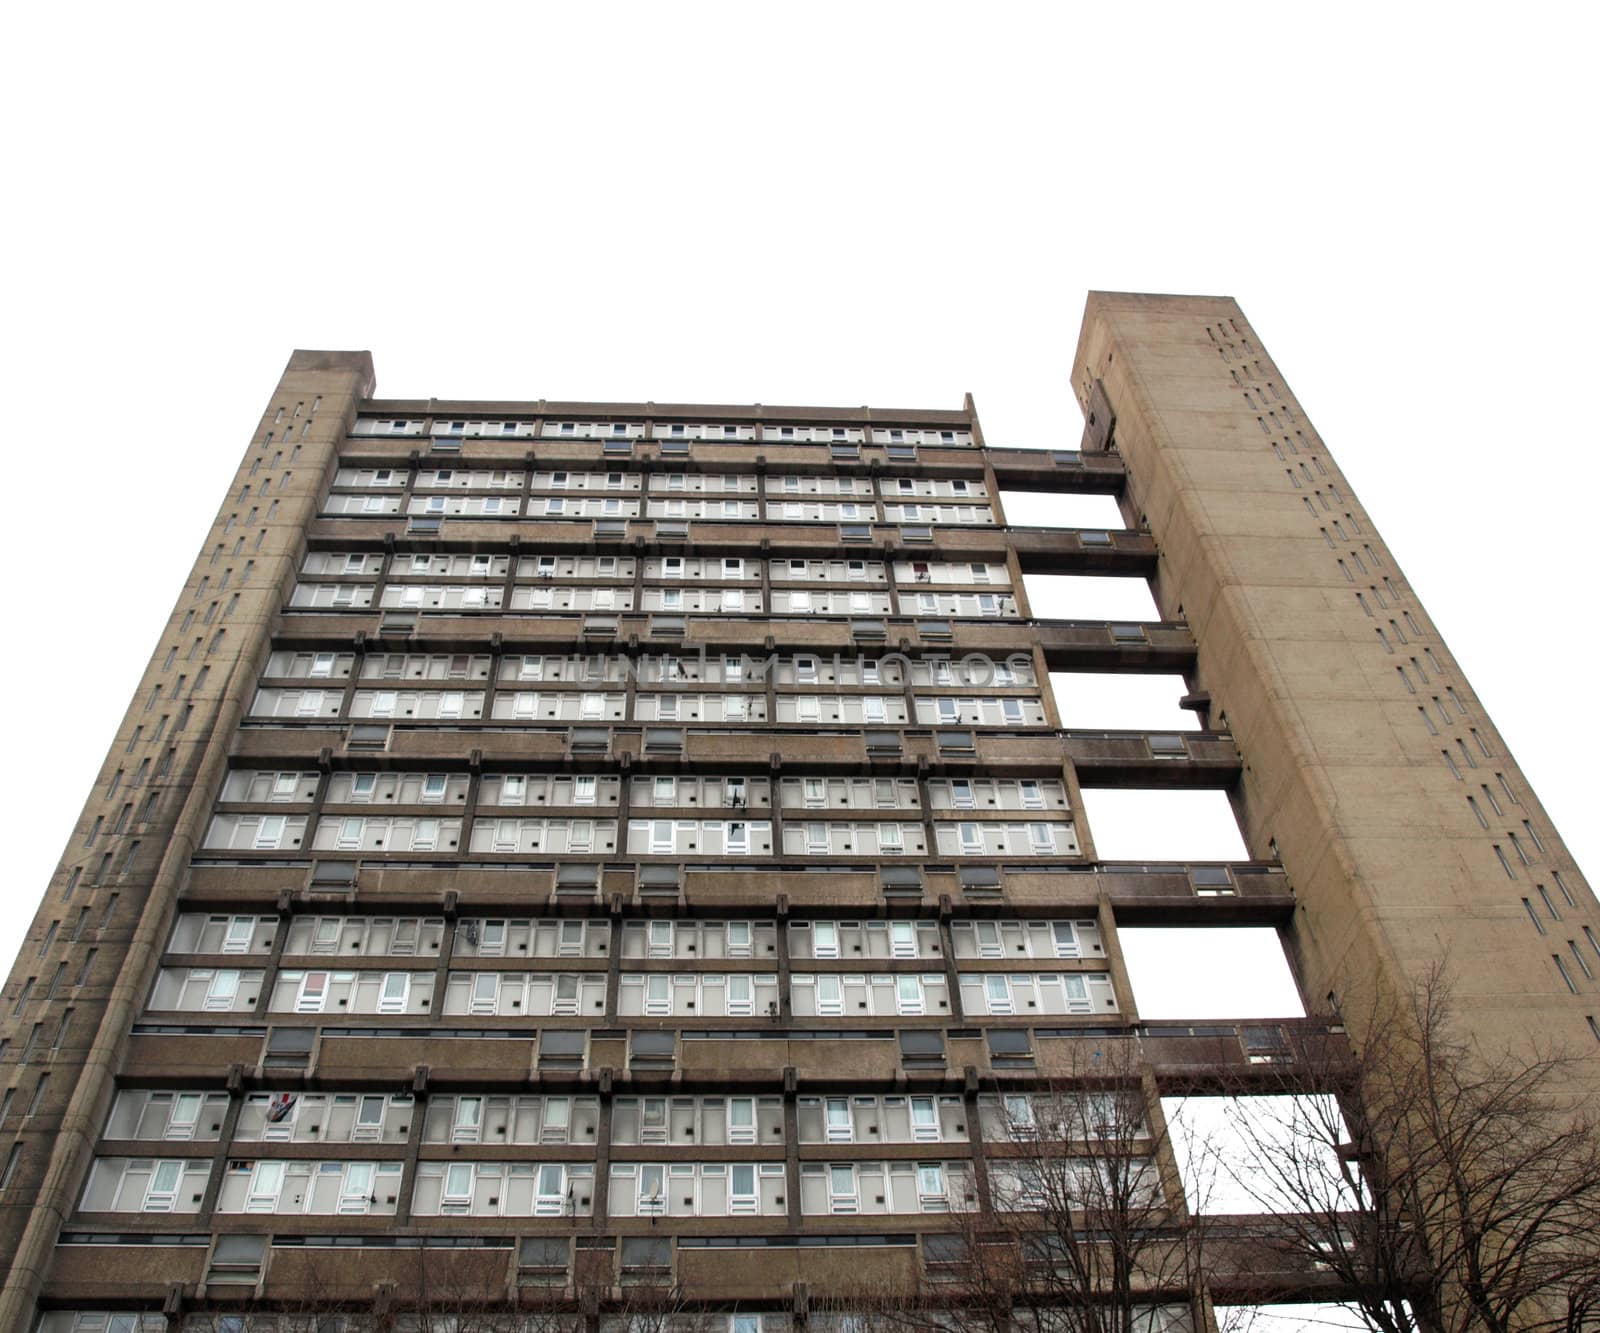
top-left (1570, 942), bottom-right (1594, 981)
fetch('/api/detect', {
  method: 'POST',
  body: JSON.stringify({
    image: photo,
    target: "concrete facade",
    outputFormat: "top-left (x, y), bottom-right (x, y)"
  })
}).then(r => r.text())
top-left (0, 301), bottom-right (1589, 1331)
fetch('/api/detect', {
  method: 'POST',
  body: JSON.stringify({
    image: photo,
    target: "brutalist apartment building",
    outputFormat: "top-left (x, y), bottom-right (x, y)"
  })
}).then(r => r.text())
top-left (0, 293), bottom-right (1593, 1332)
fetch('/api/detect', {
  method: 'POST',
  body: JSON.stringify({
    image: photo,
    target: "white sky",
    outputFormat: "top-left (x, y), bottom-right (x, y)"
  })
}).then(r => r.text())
top-left (2, 4), bottom-right (1597, 1004)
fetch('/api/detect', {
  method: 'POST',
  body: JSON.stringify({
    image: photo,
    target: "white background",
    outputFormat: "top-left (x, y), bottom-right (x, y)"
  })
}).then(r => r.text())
top-left (1, 3), bottom-right (1596, 1033)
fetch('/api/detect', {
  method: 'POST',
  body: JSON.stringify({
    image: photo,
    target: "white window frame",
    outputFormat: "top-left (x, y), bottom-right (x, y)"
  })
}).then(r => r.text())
top-left (378, 972), bottom-right (411, 1014)
top-left (828, 1164), bottom-right (858, 1214)
top-left (204, 969), bottom-right (241, 1011)
top-left (295, 971), bottom-right (330, 1013)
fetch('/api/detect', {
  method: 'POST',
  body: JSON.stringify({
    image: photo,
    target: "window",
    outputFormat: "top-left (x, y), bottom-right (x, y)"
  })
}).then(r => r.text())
top-left (222, 917), bottom-right (255, 954)
top-left (638, 1163), bottom-right (666, 1215)
top-left (295, 971), bottom-right (329, 1013)
top-left (985, 975), bottom-right (1012, 1014)
top-left (829, 1164), bottom-right (858, 1213)
top-left (730, 1162), bottom-right (758, 1214)
top-left (142, 1159), bottom-right (186, 1212)
top-left (819, 1097), bottom-right (853, 1144)
top-left (1003, 1093), bottom-right (1036, 1136)
top-left (378, 973), bottom-right (411, 1013)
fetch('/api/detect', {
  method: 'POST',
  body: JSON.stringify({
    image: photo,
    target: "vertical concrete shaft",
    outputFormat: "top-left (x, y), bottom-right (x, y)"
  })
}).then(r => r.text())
top-left (0, 351), bottom-right (374, 1329)
top-left (1071, 293), bottom-right (1598, 1059)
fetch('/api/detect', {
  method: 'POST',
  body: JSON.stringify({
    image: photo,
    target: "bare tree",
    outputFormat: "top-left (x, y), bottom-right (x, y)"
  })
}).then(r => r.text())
top-left (1213, 966), bottom-right (1600, 1333)
top-left (812, 1043), bottom-right (1222, 1333)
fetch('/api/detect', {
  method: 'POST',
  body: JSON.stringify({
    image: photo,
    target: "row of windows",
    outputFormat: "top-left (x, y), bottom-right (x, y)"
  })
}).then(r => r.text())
top-left (291, 586), bottom-right (1018, 618)
top-left (302, 554), bottom-right (1010, 586)
top-left (203, 814), bottom-right (1079, 857)
top-left (218, 771), bottom-right (1064, 814)
top-left (261, 651), bottom-right (1037, 687)
top-left (103, 1089), bottom-right (1129, 1148)
top-left (334, 468), bottom-right (986, 499)
top-left (789, 972), bottom-right (1116, 1018)
top-left (45, 1310), bottom-right (1191, 1333)
top-left (348, 419), bottom-right (966, 444)
top-left (147, 968), bottom-right (1117, 1018)
top-left (80, 1153), bottom-right (1154, 1220)
top-left (168, 914), bottom-right (1100, 963)
top-left (325, 494), bottom-right (996, 525)
top-left (350, 417), bottom-right (974, 445)
top-left (249, 689), bottom-right (1045, 725)
top-left (77, 1156), bottom-right (936, 1219)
